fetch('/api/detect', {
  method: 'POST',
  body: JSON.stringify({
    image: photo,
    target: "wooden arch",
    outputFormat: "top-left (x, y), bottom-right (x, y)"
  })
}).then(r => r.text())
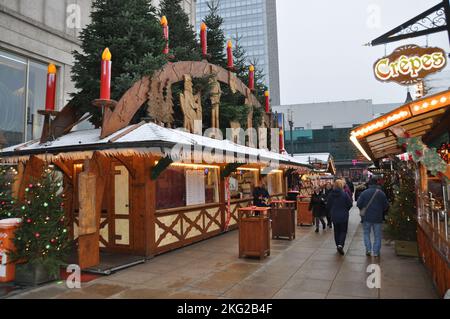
top-left (43, 61), bottom-right (263, 142)
top-left (100, 60), bottom-right (262, 138)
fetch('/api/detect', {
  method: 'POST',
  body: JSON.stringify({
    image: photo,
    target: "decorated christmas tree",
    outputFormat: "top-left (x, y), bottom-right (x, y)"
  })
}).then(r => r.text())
top-left (0, 166), bottom-right (16, 219)
top-left (11, 167), bottom-right (71, 276)
top-left (159, 0), bottom-right (201, 61)
top-left (71, 0), bottom-right (167, 127)
top-left (385, 161), bottom-right (417, 241)
top-left (203, 0), bottom-right (227, 67)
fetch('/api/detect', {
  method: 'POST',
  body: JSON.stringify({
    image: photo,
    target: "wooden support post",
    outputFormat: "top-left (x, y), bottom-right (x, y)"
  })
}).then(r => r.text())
top-left (218, 170), bottom-right (226, 232)
top-left (77, 152), bottom-right (108, 269)
top-left (17, 156), bottom-right (46, 201)
top-left (146, 157), bottom-right (157, 257)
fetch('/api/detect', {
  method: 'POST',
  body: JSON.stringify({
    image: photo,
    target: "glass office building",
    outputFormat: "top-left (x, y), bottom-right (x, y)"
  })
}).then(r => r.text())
top-left (196, 0), bottom-right (280, 104)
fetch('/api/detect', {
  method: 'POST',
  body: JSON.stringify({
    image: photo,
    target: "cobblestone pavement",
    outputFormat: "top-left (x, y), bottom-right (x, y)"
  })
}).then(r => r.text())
top-left (7, 206), bottom-right (438, 299)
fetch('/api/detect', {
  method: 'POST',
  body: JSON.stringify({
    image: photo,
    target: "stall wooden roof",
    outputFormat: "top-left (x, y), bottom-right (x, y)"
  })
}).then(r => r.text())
top-left (293, 153), bottom-right (336, 175)
top-left (350, 89), bottom-right (450, 161)
top-left (0, 121), bottom-right (312, 168)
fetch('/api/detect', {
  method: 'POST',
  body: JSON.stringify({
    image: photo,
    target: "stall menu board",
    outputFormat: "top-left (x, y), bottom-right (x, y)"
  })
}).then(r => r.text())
top-left (186, 170), bottom-right (205, 206)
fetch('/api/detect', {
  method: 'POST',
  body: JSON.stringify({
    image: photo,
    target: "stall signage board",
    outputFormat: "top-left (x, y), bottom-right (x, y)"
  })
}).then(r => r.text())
top-left (374, 44), bottom-right (447, 86)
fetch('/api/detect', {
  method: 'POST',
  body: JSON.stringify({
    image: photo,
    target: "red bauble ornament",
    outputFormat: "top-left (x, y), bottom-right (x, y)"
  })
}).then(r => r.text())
top-left (26, 218), bottom-right (32, 223)
top-left (28, 184), bottom-right (33, 188)
top-left (35, 233), bottom-right (40, 238)
top-left (61, 202), bottom-right (65, 207)
top-left (1, 201), bottom-right (5, 205)
top-left (415, 150), bottom-right (423, 157)
top-left (50, 239), bottom-right (56, 244)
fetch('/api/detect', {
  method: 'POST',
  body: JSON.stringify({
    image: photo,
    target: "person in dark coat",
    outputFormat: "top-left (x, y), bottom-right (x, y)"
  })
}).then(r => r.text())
top-left (357, 177), bottom-right (389, 257)
top-left (322, 182), bottom-right (333, 228)
top-left (309, 187), bottom-right (327, 233)
top-left (326, 179), bottom-right (353, 255)
top-left (354, 182), bottom-right (368, 202)
top-left (253, 180), bottom-right (270, 207)
top-left (346, 178), bottom-right (355, 194)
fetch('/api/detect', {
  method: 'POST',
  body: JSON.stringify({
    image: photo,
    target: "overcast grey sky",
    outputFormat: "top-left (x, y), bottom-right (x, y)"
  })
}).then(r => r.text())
top-left (276, 0), bottom-right (449, 105)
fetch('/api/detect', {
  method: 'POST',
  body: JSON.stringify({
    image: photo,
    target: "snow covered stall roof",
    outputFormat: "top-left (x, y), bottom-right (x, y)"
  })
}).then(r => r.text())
top-left (1, 122), bottom-right (312, 168)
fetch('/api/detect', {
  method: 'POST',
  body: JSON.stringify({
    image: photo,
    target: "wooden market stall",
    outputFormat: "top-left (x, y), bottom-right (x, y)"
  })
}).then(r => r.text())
top-left (350, 89), bottom-right (450, 297)
top-left (0, 60), bottom-right (312, 271)
top-left (290, 153), bottom-right (336, 226)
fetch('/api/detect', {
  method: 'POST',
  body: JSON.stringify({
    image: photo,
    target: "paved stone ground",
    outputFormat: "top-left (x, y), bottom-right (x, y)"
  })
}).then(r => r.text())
top-left (6, 206), bottom-right (439, 299)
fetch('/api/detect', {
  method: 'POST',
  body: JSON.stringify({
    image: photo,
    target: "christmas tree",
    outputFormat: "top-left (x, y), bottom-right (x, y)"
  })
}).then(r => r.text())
top-left (385, 161), bottom-right (418, 241)
top-left (203, 0), bottom-right (227, 67)
top-left (71, 0), bottom-right (167, 127)
top-left (11, 167), bottom-right (71, 276)
top-left (232, 34), bottom-right (248, 79)
top-left (159, 0), bottom-right (201, 61)
top-left (0, 166), bottom-right (16, 219)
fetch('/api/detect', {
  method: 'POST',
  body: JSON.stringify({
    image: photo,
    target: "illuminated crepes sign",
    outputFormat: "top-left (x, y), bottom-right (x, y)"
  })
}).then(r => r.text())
top-left (374, 45), bottom-right (447, 85)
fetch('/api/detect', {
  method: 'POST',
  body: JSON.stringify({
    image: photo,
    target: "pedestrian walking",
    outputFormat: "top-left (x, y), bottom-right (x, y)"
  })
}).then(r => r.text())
top-left (309, 187), bottom-right (327, 233)
top-left (346, 178), bottom-right (355, 195)
top-left (357, 177), bottom-right (389, 257)
top-left (354, 183), bottom-right (368, 202)
top-left (253, 180), bottom-right (270, 207)
top-left (326, 180), bottom-right (353, 255)
top-left (343, 182), bottom-right (353, 201)
top-left (323, 182), bottom-right (333, 228)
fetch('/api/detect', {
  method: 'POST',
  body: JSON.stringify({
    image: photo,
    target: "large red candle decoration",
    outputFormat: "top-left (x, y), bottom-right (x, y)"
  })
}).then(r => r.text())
top-left (200, 22), bottom-right (207, 57)
top-left (161, 16), bottom-right (169, 55)
top-left (45, 63), bottom-right (57, 111)
top-left (227, 40), bottom-right (233, 69)
top-left (100, 48), bottom-right (112, 100)
top-left (248, 65), bottom-right (255, 90)
top-left (264, 90), bottom-right (270, 113)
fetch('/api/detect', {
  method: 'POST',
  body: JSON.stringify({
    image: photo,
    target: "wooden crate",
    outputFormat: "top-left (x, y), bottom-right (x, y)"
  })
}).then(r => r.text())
top-left (238, 208), bottom-right (270, 259)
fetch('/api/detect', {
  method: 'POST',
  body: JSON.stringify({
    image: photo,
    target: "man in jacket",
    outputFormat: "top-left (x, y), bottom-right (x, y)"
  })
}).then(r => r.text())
top-left (357, 177), bottom-right (389, 257)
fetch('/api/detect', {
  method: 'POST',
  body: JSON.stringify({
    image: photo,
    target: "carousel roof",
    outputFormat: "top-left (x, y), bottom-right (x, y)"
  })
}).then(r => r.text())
top-left (0, 121), bottom-right (312, 168)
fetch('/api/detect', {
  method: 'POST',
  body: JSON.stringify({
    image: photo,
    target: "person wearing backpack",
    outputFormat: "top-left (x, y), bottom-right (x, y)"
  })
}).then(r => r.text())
top-left (357, 177), bottom-right (389, 257)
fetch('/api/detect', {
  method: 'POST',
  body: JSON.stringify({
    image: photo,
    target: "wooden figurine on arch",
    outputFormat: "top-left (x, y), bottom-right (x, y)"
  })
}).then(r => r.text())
top-left (210, 77), bottom-right (221, 129)
top-left (180, 74), bottom-right (202, 133)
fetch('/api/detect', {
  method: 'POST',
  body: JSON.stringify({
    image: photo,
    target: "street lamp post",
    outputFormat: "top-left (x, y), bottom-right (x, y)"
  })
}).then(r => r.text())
top-left (288, 109), bottom-right (294, 156)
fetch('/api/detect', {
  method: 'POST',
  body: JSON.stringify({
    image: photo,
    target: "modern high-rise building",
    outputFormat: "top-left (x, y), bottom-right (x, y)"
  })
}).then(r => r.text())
top-left (196, 0), bottom-right (281, 105)
top-left (0, 0), bottom-right (195, 147)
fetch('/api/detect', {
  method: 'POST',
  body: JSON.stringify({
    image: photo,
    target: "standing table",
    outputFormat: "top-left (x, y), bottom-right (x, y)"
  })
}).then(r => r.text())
top-left (270, 200), bottom-right (296, 240)
top-left (238, 206), bottom-right (271, 259)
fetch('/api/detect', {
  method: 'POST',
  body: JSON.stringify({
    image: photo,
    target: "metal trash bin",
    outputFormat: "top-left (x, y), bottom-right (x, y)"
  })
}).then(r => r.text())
top-left (0, 218), bottom-right (22, 283)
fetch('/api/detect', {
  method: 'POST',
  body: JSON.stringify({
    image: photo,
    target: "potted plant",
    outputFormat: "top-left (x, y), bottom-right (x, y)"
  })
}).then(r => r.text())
top-left (384, 162), bottom-right (418, 257)
top-left (11, 167), bottom-right (71, 286)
